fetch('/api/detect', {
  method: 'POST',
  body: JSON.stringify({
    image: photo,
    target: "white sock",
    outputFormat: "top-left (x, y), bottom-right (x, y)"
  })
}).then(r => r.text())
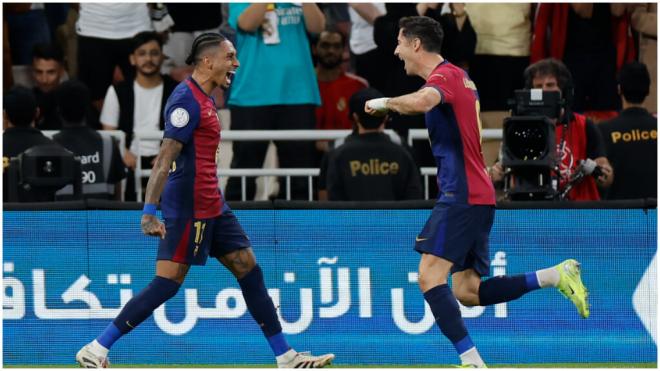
top-left (536, 266), bottom-right (560, 288)
top-left (459, 346), bottom-right (485, 367)
top-left (275, 348), bottom-right (296, 364)
top-left (90, 340), bottom-right (109, 358)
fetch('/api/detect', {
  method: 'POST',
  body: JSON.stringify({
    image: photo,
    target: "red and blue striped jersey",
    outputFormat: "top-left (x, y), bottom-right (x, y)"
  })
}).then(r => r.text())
top-left (422, 61), bottom-right (495, 205)
top-left (160, 77), bottom-right (227, 219)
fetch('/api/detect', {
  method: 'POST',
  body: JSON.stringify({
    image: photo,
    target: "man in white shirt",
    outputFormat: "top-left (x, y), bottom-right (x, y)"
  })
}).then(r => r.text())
top-left (76, 3), bottom-right (155, 111)
top-left (349, 3), bottom-right (386, 93)
top-left (100, 31), bottom-right (177, 201)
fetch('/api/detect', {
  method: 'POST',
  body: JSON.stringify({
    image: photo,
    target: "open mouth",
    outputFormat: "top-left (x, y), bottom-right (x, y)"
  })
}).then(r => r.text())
top-left (225, 70), bottom-right (236, 85)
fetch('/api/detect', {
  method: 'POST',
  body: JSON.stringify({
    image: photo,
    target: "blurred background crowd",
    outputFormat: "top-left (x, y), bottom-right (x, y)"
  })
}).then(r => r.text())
top-left (3, 3), bottom-right (657, 203)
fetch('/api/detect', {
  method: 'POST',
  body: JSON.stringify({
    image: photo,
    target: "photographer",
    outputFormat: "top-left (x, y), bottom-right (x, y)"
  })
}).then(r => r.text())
top-left (490, 58), bottom-right (613, 201)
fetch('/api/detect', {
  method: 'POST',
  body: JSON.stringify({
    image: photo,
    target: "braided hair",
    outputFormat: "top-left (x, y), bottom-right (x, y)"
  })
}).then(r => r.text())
top-left (185, 32), bottom-right (227, 65)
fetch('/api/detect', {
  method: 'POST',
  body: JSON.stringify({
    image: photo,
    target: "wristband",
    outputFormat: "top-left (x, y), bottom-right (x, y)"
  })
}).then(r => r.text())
top-left (143, 203), bottom-right (158, 215)
top-left (366, 97), bottom-right (391, 112)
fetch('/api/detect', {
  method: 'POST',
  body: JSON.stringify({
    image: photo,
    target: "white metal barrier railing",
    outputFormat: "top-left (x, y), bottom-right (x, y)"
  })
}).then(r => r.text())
top-left (408, 128), bottom-right (502, 146)
top-left (133, 129), bottom-right (503, 201)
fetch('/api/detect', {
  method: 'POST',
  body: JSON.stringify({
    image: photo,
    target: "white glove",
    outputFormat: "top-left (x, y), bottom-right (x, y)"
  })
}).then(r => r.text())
top-left (366, 98), bottom-right (391, 113)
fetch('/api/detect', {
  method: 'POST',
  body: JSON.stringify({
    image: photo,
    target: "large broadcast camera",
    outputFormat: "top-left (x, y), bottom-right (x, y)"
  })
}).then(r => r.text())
top-left (501, 89), bottom-right (562, 201)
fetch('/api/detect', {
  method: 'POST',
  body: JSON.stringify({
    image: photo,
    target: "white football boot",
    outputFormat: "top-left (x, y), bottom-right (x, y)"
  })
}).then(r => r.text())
top-left (277, 349), bottom-right (335, 368)
top-left (76, 341), bottom-right (110, 368)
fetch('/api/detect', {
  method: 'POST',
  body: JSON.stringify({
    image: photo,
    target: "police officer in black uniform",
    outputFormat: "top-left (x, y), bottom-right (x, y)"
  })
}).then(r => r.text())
top-left (52, 80), bottom-right (127, 200)
top-left (322, 88), bottom-right (423, 201)
top-left (599, 62), bottom-right (657, 200)
top-left (3, 86), bottom-right (64, 202)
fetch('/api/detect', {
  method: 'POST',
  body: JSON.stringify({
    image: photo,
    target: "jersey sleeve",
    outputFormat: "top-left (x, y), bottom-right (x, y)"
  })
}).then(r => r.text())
top-left (163, 88), bottom-right (200, 144)
top-left (422, 71), bottom-right (454, 104)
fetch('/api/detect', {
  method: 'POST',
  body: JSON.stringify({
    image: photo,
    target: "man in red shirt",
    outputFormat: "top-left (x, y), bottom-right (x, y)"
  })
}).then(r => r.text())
top-left (490, 58), bottom-right (614, 200)
top-left (314, 29), bottom-right (368, 152)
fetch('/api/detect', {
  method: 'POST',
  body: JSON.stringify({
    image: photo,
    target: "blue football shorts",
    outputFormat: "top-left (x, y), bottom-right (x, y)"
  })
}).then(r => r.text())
top-left (414, 202), bottom-right (495, 276)
top-left (158, 210), bottom-right (251, 265)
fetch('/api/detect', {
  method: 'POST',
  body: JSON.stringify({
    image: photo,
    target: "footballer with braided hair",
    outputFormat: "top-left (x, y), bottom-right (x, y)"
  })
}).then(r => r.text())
top-left (76, 32), bottom-right (334, 369)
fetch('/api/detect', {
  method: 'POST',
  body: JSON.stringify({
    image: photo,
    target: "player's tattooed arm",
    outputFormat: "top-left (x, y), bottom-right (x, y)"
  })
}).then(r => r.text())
top-left (141, 138), bottom-right (183, 238)
top-left (144, 138), bottom-right (183, 204)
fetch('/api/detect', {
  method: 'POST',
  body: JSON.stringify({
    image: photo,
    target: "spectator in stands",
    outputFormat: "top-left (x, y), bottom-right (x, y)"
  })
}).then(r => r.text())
top-left (466, 3), bottom-right (532, 110)
top-left (531, 3), bottom-right (633, 115)
top-left (348, 3), bottom-right (387, 93)
top-left (317, 4), bottom-right (351, 73)
top-left (161, 3), bottom-right (223, 81)
top-left (225, 3), bottom-right (325, 201)
top-left (319, 4), bottom-right (351, 37)
top-left (630, 3), bottom-right (657, 114)
top-left (321, 88), bottom-right (422, 201)
top-left (3, 86), bottom-right (62, 201)
top-left (489, 58), bottom-right (614, 201)
top-left (76, 3), bottom-right (154, 111)
top-left (425, 3), bottom-right (476, 71)
top-left (31, 42), bottom-right (65, 130)
top-left (372, 4), bottom-right (438, 197)
top-left (314, 28), bottom-right (368, 153)
top-left (599, 62), bottom-right (657, 200)
top-left (5, 3), bottom-right (51, 66)
top-left (31, 43), bottom-right (102, 131)
top-left (31, 43), bottom-right (64, 94)
top-left (3, 86), bottom-right (55, 155)
top-left (53, 81), bottom-right (127, 200)
top-left (100, 31), bottom-right (177, 201)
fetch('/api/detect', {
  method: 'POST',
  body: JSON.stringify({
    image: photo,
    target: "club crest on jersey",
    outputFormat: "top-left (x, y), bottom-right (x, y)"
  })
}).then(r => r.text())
top-left (170, 108), bottom-right (190, 128)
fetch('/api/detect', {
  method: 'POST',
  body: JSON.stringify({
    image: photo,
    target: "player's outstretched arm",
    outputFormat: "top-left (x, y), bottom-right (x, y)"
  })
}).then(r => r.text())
top-left (365, 87), bottom-right (441, 116)
top-left (141, 138), bottom-right (183, 238)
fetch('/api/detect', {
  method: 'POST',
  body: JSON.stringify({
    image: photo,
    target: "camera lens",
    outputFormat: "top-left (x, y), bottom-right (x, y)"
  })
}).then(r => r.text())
top-left (506, 123), bottom-right (548, 161)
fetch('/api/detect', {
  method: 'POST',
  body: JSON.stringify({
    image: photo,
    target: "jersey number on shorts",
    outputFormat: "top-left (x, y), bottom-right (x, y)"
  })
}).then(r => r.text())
top-left (194, 221), bottom-right (207, 245)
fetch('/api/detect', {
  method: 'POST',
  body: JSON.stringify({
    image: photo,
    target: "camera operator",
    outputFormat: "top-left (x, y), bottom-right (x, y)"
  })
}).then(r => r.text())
top-left (490, 58), bottom-right (613, 201)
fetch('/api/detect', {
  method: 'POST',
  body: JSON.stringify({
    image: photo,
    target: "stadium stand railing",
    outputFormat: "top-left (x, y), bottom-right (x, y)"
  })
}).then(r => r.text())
top-left (132, 129), bottom-right (503, 201)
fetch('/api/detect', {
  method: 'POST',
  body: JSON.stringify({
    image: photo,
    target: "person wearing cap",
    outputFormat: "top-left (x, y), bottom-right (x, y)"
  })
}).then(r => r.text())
top-left (321, 87), bottom-right (422, 201)
top-left (3, 85), bottom-right (63, 201)
top-left (100, 31), bottom-right (177, 201)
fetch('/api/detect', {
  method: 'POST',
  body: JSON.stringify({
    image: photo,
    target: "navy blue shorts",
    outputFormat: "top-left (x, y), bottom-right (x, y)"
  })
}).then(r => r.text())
top-left (158, 210), bottom-right (251, 265)
top-left (414, 202), bottom-right (495, 276)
